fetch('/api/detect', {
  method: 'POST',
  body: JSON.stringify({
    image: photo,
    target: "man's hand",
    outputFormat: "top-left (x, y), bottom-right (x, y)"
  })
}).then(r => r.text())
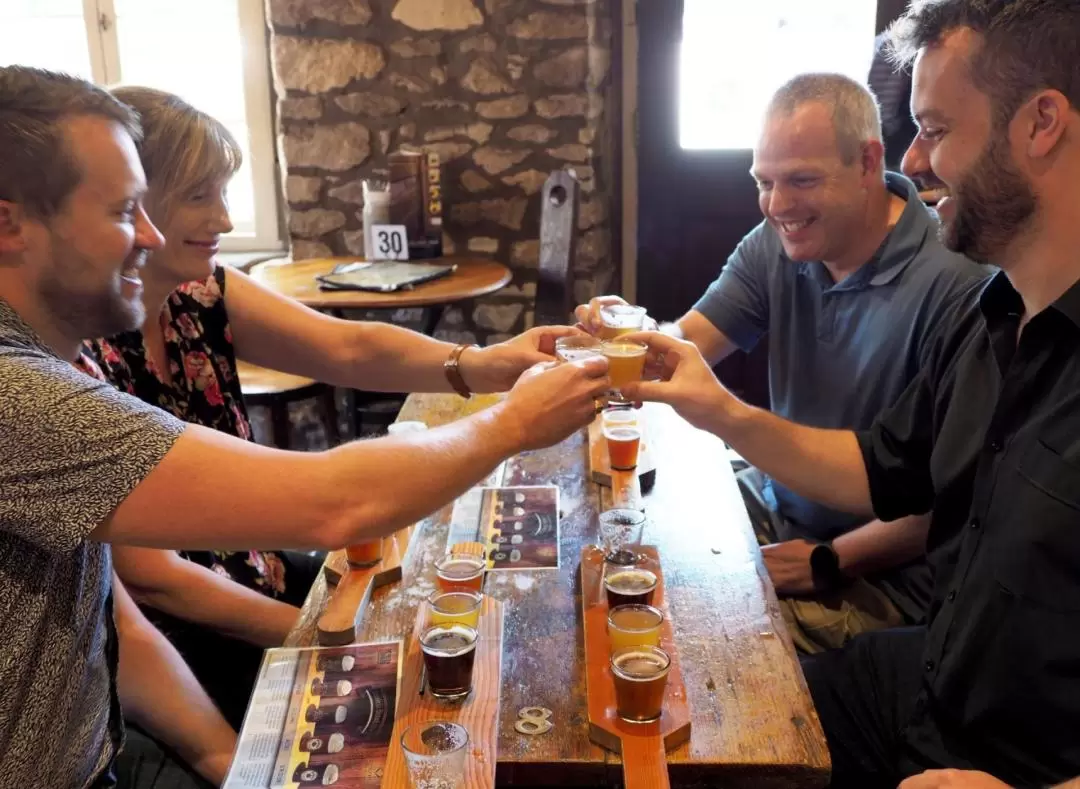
top-left (500, 356), bottom-right (610, 451)
top-left (573, 295), bottom-right (658, 336)
top-left (464, 326), bottom-right (585, 392)
top-left (899, 769), bottom-right (1013, 789)
top-left (617, 331), bottom-right (736, 431)
top-left (760, 539), bottom-right (817, 596)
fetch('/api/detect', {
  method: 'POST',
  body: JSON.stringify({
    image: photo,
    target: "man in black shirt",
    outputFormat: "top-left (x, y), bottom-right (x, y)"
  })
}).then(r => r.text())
top-left (620, 1), bottom-right (1080, 787)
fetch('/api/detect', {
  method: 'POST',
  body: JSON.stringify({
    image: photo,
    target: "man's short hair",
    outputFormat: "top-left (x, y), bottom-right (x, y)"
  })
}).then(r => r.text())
top-left (0, 67), bottom-right (141, 219)
top-left (888, 0), bottom-right (1080, 128)
top-left (766, 73), bottom-right (884, 166)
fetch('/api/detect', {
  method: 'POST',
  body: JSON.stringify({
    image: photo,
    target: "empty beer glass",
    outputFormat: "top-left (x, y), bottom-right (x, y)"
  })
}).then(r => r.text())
top-left (401, 721), bottom-right (469, 789)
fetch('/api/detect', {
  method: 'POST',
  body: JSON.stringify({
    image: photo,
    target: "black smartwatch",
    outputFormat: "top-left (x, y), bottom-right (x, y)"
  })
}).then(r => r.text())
top-left (809, 541), bottom-right (845, 590)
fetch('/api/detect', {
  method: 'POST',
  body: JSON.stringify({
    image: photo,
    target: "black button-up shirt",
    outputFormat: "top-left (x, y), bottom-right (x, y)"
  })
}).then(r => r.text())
top-left (857, 271), bottom-right (1080, 787)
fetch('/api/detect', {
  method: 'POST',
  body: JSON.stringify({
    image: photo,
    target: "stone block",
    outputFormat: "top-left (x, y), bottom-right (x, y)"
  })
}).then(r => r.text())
top-left (535, 93), bottom-right (588, 118)
top-left (468, 237), bottom-right (500, 253)
top-left (534, 46), bottom-right (588, 88)
top-left (334, 92), bottom-right (405, 117)
top-left (548, 143), bottom-right (590, 162)
top-left (283, 123), bottom-right (370, 171)
top-left (476, 95), bottom-right (530, 119)
top-left (511, 239), bottom-right (540, 267)
top-left (273, 37), bottom-right (384, 93)
top-left (461, 171), bottom-right (493, 193)
top-left (462, 59), bottom-right (513, 94)
top-left (280, 96), bottom-right (322, 120)
top-left (508, 11), bottom-right (588, 39)
top-left (270, 0), bottom-right (373, 28)
top-left (289, 208), bottom-right (347, 238)
top-left (502, 169), bottom-right (548, 196)
top-left (473, 147), bottom-right (531, 175)
top-left (392, 0), bottom-right (483, 31)
top-left (508, 124), bottom-right (557, 143)
top-left (286, 175), bottom-right (323, 204)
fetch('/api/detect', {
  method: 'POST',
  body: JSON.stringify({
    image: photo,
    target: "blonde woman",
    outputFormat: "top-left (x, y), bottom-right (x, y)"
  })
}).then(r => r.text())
top-left (77, 87), bottom-right (575, 725)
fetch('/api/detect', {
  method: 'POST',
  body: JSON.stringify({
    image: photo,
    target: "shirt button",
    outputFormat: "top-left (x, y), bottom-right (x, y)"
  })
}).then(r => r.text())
top-left (925, 659), bottom-right (935, 672)
top-left (970, 518), bottom-right (980, 530)
top-left (947, 590), bottom-right (957, 602)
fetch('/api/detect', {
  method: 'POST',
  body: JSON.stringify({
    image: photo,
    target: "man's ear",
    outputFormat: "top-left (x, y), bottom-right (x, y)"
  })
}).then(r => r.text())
top-left (0, 201), bottom-right (29, 254)
top-left (860, 139), bottom-right (886, 179)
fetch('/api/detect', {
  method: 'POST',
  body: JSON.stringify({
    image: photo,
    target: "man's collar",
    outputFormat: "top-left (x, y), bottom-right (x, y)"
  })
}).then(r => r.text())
top-left (866, 172), bottom-right (933, 286)
top-left (793, 172), bottom-right (933, 290)
top-left (978, 270), bottom-right (1080, 329)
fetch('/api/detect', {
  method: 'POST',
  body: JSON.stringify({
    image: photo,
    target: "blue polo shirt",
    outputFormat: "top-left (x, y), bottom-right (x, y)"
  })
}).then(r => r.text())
top-left (694, 173), bottom-right (987, 612)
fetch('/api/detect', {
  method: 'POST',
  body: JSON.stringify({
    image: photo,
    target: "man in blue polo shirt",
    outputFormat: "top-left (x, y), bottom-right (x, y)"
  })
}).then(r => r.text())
top-left (578, 72), bottom-right (986, 653)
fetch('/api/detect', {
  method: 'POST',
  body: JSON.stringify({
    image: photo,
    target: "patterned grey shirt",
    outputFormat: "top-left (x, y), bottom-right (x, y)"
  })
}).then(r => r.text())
top-left (0, 300), bottom-right (185, 788)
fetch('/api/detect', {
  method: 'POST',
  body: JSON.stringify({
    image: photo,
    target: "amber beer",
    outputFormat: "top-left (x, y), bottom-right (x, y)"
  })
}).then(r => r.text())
top-left (420, 624), bottom-right (478, 701)
top-left (434, 553), bottom-right (485, 593)
top-left (610, 645), bottom-right (671, 723)
top-left (604, 567), bottom-right (657, 608)
top-left (601, 340), bottom-right (647, 397)
top-left (346, 539), bottom-right (382, 567)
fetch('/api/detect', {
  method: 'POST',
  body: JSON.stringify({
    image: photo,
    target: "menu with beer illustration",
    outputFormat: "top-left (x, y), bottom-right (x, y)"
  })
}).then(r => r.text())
top-left (223, 642), bottom-right (401, 788)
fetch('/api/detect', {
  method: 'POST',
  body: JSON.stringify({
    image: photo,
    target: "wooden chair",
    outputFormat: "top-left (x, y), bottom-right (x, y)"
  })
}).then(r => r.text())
top-left (235, 361), bottom-right (340, 450)
top-left (534, 170), bottom-right (580, 326)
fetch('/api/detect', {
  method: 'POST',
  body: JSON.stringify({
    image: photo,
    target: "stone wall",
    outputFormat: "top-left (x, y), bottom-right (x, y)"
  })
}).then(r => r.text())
top-left (265, 0), bottom-right (618, 345)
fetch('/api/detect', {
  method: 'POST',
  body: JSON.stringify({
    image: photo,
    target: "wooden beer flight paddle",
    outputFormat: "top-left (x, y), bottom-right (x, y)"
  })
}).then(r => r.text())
top-left (580, 545), bottom-right (691, 789)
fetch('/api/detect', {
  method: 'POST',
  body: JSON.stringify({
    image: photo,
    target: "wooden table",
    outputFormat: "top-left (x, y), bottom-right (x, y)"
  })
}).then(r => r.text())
top-left (248, 256), bottom-right (512, 313)
top-left (287, 395), bottom-right (831, 788)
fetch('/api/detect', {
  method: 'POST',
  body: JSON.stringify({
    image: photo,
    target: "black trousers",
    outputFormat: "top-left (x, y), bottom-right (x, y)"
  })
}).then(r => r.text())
top-left (801, 626), bottom-right (969, 789)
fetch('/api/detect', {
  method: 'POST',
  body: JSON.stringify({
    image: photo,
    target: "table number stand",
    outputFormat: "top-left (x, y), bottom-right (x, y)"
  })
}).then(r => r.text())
top-left (579, 545), bottom-right (691, 789)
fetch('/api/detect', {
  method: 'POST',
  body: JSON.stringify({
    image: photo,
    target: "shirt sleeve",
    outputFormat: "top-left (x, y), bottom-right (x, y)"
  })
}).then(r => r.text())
top-left (855, 363), bottom-right (937, 522)
top-left (0, 348), bottom-right (186, 553)
top-left (690, 222), bottom-right (773, 352)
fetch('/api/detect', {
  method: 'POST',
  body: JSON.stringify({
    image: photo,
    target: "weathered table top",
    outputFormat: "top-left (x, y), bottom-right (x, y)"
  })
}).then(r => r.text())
top-left (286, 394), bottom-right (830, 788)
top-left (248, 256), bottom-right (512, 310)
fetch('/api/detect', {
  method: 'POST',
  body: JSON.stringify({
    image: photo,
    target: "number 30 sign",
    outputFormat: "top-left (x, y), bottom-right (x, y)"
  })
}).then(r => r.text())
top-left (369, 225), bottom-right (409, 261)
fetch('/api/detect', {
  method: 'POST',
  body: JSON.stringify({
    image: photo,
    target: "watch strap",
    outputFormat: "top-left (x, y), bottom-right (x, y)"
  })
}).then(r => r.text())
top-left (444, 343), bottom-right (477, 399)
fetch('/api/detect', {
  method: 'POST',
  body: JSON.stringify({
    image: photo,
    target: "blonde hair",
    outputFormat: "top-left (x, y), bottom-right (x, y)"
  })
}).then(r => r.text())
top-left (110, 86), bottom-right (242, 221)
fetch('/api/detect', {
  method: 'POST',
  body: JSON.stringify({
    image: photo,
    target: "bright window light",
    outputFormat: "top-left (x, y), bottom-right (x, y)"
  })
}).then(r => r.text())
top-left (680, 2), bottom-right (877, 150)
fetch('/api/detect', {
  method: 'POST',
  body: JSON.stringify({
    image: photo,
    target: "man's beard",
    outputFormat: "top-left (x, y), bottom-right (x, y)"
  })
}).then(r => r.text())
top-left (942, 128), bottom-right (1037, 264)
top-left (39, 236), bottom-right (145, 341)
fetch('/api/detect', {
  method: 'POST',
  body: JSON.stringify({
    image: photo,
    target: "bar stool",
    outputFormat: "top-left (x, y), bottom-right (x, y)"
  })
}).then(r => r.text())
top-left (235, 361), bottom-right (340, 450)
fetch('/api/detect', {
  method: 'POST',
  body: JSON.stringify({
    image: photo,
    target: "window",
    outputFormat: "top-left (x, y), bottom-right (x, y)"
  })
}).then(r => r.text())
top-left (680, 2), bottom-right (877, 150)
top-left (1, 0), bottom-right (281, 251)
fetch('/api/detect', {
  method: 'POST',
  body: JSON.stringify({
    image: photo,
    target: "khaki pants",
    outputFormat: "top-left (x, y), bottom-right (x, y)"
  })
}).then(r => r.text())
top-left (737, 467), bottom-right (904, 655)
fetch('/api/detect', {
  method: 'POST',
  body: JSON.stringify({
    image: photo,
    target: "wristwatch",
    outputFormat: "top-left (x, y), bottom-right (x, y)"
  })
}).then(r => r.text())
top-left (809, 541), bottom-right (846, 590)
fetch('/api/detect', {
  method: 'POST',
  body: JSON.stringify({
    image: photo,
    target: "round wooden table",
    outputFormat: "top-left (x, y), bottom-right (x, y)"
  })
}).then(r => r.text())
top-left (248, 256), bottom-right (512, 311)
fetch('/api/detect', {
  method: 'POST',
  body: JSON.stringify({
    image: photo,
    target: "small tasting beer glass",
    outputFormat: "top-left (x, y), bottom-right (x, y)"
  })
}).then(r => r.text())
top-left (604, 566), bottom-right (657, 608)
top-left (597, 303), bottom-right (647, 340)
top-left (346, 539), bottom-right (382, 567)
top-left (434, 553), bottom-right (485, 593)
top-left (598, 507), bottom-right (647, 565)
top-left (607, 604), bottom-right (663, 650)
top-left (401, 721), bottom-right (469, 789)
top-left (428, 590), bottom-right (482, 628)
top-left (420, 624), bottom-right (478, 701)
top-left (555, 335), bottom-right (604, 363)
top-left (601, 340), bottom-right (647, 400)
top-left (602, 409), bottom-right (641, 470)
top-left (610, 645), bottom-right (671, 723)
